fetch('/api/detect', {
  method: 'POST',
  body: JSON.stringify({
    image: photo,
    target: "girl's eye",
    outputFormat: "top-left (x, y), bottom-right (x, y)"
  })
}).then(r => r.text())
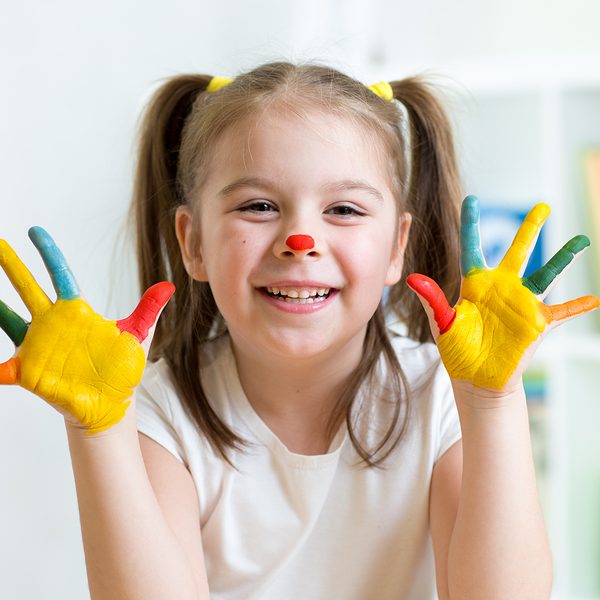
top-left (238, 201), bottom-right (276, 213)
top-left (327, 205), bottom-right (364, 217)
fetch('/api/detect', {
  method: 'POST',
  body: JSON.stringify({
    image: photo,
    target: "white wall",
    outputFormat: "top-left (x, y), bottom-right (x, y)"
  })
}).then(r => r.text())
top-left (2, 1), bottom-right (600, 597)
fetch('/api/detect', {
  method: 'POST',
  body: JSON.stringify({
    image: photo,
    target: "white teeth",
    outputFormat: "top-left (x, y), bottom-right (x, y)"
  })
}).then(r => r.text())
top-left (284, 296), bottom-right (325, 304)
top-left (266, 286), bottom-right (331, 298)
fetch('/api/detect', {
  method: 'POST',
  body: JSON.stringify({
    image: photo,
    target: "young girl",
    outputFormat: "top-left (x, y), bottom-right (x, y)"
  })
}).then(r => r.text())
top-left (1, 61), bottom-right (598, 599)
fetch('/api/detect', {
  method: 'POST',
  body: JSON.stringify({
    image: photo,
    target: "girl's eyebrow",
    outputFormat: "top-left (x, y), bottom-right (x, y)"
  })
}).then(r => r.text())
top-left (217, 176), bottom-right (383, 203)
top-left (322, 180), bottom-right (384, 203)
top-left (217, 176), bottom-right (276, 198)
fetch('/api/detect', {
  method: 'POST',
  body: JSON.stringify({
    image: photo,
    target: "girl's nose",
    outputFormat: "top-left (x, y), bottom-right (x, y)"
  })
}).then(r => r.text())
top-left (286, 234), bottom-right (314, 251)
top-left (275, 233), bottom-right (320, 258)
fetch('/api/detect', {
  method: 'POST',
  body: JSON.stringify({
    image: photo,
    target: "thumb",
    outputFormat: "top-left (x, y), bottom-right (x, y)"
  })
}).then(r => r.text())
top-left (116, 282), bottom-right (175, 352)
top-left (406, 274), bottom-right (456, 340)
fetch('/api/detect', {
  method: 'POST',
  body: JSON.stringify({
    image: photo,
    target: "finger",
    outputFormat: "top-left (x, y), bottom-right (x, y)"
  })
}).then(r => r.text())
top-left (542, 295), bottom-right (600, 327)
top-left (460, 195), bottom-right (486, 275)
top-left (0, 299), bottom-right (29, 347)
top-left (28, 227), bottom-right (80, 300)
top-left (523, 235), bottom-right (590, 298)
top-left (406, 274), bottom-right (456, 335)
top-left (0, 239), bottom-right (52, 317)
top-left (0, 357), bottom-right (19, 384)
top-left (116, 282), bottom-right (175, 343)
top-left (499, 203), bottom-right (550, 275)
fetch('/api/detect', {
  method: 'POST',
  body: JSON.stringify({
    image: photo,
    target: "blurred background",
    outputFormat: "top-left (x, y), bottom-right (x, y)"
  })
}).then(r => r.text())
top-left (1, 1), bottom-right (600, 598)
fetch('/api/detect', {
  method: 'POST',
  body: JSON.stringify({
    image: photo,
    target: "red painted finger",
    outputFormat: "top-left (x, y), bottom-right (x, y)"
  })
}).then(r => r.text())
top-left (406, 273), bottom-right (456, 334)
top-left (0, 357), bottom-right (19, 384)
top-left (116, 282), bottom-right (175, 343)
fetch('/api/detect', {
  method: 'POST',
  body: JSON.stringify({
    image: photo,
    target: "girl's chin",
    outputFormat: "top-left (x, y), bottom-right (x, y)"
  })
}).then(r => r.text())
top-left (237, 325), bottom-right (368, 364)
top-left (263, 334), bottom-right (337, 360)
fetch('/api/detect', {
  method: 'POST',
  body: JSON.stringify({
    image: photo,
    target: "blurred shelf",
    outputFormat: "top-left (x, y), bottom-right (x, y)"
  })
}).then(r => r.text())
top-left (450, 73), bottom-right (600, 600)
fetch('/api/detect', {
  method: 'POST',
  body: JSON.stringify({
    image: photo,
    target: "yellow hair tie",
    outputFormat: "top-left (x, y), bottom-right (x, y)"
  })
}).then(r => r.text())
top-left (207, 76), bottom-right (234, 92)
top-left (367, 81), bottom-right (393, 101)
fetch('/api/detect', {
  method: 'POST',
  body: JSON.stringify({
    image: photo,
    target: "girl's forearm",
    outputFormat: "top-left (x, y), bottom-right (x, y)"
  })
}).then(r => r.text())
top-left (66, 400), bottom-right (204, 600)
top-left (447, 381), bottom-right (553, 599)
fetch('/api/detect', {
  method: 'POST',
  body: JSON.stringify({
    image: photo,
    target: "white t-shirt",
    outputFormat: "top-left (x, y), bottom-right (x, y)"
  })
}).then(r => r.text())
top-left (137, 333), bottom-right (461, 600)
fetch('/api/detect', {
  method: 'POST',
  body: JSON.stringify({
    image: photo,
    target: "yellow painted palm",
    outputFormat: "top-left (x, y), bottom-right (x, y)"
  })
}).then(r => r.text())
top-left (407, 196), bottom-right (600, 390)
top-left (0, 228), bottom-right (174, 434)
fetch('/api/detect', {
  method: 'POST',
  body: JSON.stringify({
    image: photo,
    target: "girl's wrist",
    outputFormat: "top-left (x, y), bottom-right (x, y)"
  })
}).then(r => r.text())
top-left (64, 400), bottom-right (138, 440)
top-left (450, 377), bottom-right (526, 412)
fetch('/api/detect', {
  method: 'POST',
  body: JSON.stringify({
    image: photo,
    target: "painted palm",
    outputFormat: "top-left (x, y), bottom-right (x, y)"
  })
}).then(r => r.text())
top-left (0, 228), bottom-right (174, 434)
top-left (407, 195), bottom-right (600, 390)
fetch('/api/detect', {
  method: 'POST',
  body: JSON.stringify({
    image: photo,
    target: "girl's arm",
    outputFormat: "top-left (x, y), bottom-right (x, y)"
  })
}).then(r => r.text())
top-left (66, 404), bottom-right (209, 600)
top-left (429, 385), bottom-right (551, 599)
top-left (409, 196), bottom-right (600, 599)
top-left (0, 229), bottom-right (207, 599)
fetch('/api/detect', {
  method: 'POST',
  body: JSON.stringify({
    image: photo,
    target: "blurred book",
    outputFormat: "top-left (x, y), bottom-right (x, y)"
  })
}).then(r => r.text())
top-left (583, 149), bottom-right (600, 299)
top-left (479, 201), bottom-right (544, 276)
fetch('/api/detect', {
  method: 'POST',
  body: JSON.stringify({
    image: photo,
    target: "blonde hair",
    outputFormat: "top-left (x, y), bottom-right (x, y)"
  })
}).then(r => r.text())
top-left (130, 61), bottom-right (462, 467)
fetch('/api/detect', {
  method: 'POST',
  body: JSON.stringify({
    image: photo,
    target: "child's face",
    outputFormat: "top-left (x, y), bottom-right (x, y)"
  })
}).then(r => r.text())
top-left (176, 105), bottom-right (411, 360)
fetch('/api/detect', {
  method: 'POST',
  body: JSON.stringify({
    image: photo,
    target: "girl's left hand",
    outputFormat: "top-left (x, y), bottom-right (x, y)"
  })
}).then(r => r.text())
top-left (407, 195), bottom-right (600, 392)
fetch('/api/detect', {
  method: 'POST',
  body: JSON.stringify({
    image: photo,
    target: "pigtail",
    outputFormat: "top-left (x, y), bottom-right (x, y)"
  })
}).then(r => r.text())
top-left (388, 77), bottom-right (462, 342)
top-left (131, 74), bottom-right (212, 355)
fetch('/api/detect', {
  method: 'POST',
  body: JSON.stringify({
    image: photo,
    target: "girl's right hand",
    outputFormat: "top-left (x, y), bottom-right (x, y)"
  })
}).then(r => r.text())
top-left (0, 227), bottom-right (174, 435)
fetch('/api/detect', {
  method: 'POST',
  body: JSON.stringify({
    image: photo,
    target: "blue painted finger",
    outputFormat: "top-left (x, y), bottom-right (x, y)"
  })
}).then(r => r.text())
top-left (460, 195), bottom-right (486, 275)
top-left (28, 227), bottom-right (80, 300)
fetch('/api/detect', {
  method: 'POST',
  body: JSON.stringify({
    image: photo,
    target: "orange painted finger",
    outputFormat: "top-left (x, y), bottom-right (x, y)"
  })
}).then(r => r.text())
top-left (0, 240), bottom-right (52, 317)
top-left (406, 273), bottom-right (456, 334)
top-left (499, 203), bottom-right (550, 274)
top-left (116, 282), bottom-right (175, 343)
top-left (0, 357), bottom-right (19, 384)
top-left (543, 295), bottom-right (600, 325)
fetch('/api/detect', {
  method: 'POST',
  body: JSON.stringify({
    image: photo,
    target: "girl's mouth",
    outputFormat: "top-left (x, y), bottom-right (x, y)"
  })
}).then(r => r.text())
top-left (263, 286), bottom-right (332, 304)
top-left (258, 286), bottom-right (339, 313)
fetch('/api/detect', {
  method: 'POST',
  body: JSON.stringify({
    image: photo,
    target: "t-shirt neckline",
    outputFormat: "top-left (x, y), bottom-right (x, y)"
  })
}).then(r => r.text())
top-left (217, 335), bottom-right (348, 469)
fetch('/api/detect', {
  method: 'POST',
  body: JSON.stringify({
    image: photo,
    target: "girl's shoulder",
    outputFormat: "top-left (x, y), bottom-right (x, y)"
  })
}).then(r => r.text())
top-left (139, 334), bottom-right (241, 431)
top-left (141, 334), bottom-right (231, 392)
top-left (136, 336), bottom-right (234, 464)
top-left (386, 332), bottom-right (460, 461)
top-left (387, 331), bottom-right (446, 383)
top-left (137, 356), bottom-right (191, 463)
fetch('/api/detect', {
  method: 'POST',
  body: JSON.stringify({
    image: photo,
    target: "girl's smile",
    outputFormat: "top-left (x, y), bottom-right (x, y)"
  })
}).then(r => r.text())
top-left (258, 283), bottom-right (340, 314)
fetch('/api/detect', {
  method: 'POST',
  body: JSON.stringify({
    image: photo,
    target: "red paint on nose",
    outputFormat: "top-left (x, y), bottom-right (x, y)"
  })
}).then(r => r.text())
top-left (286, 234), bottom-right (314, 251)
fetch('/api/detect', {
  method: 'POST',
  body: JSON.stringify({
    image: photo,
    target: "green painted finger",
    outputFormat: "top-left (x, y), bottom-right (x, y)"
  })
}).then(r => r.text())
top-left (523, 235), bottom-right (590, 295)
top-left (0, 299), bottom-right (29, 347)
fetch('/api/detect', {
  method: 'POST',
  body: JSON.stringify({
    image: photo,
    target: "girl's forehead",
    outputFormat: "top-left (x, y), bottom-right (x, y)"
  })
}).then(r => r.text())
top-left (244, 104), bottom-right (375, 143)
top-left (214, 105), bottom-right (390, 175)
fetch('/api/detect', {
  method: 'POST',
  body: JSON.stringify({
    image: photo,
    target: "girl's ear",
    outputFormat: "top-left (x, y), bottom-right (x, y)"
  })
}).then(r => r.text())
top-left (384, 212), bottom-right (412, 286)
top-left (175, 205), bottom-right (208, 281)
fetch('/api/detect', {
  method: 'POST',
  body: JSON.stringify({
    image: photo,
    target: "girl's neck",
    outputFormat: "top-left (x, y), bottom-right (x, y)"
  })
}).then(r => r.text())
top-left (228, 328), bottom-right (366, 453)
